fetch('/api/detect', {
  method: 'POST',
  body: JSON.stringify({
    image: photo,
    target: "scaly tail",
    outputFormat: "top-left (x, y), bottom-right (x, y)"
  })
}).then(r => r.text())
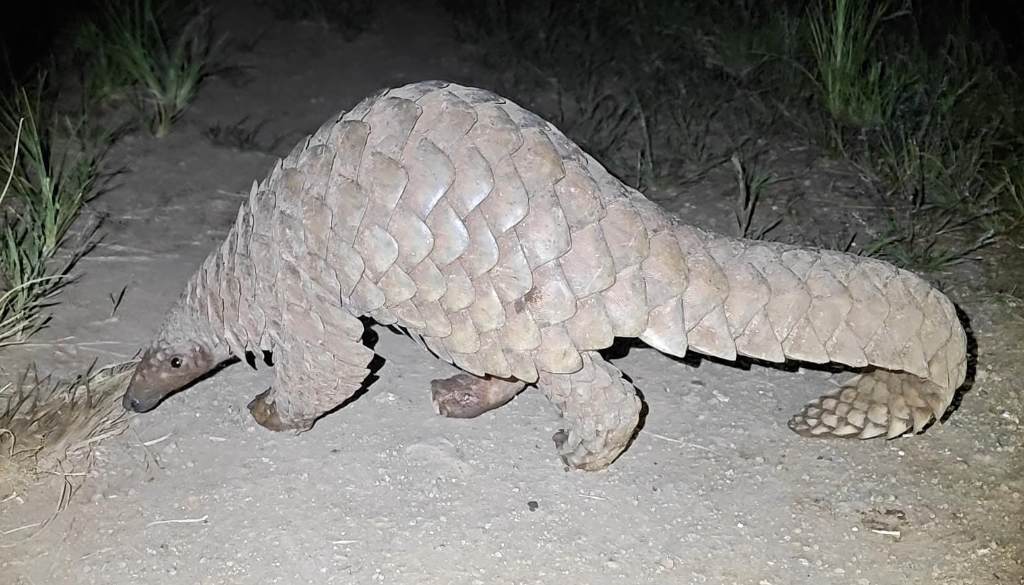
top-left (680, 227), bottom-right (967, 439)
top-left (788, 370), bottom-right (951, 439)
top-left (604, 199), bottom-right (968, 439)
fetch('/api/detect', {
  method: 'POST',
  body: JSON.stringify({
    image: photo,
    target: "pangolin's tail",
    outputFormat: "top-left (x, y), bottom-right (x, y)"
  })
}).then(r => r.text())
top-left (604, 200), bottom-right (967, 439)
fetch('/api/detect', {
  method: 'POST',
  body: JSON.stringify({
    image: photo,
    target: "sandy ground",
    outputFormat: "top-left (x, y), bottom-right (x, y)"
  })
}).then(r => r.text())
top-left (2, 1), bottom-right (1022, 583)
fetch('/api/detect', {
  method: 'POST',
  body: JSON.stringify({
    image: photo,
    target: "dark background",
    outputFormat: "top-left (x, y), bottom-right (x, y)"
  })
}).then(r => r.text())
top-left (2, 0), bottom-right (1023, 89)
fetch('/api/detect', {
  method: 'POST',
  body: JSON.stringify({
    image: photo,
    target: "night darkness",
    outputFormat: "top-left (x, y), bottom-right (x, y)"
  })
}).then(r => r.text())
top-left (3, 0), bottom-right (1024, 82)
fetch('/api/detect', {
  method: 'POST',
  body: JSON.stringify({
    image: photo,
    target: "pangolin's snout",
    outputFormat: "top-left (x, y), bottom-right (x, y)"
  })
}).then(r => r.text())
top-left (122, 367), bottom-right (162, 412)
top-left (122, 390), bottom-right (159, 412)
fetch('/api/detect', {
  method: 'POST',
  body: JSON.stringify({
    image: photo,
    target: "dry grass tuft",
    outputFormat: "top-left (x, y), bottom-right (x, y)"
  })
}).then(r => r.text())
top-left (0, 361), bottom-right (134, 539)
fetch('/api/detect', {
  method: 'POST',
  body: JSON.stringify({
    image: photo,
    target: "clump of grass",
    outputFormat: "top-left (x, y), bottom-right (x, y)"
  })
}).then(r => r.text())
top-left (863, 215), bottom-right (998, 271)
top-left (0, 362), bottom-right (134, 532)
top-left (79, 0), bottom-right (217, 137)
top-left (852, 20), bottom-right (1019, 270)
top-left (0, 84), bottom-right (103, 347)
top-left (807, 0), bottom-right (911, 131)
top-left (995, 165), bottom-right (1024, 236)
top-left (552, 75), bottom-right (642, 170)
top-left (639, 82), bottom-right (736, 186)
top-left (730, 152), bottom-right (784, 239)
top-left (698, 3), bottom-right (803, 84)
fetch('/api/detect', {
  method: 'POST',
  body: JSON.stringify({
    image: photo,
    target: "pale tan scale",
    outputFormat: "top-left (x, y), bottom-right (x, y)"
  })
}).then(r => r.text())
top-left (465, 102), bottom-right (524, 169)
top-left (781, 313), bottom-right (830, 364)
top-left (686, 305), bottom-right (736, 361)
top-left (444, 144), bottom-right (493, 218)
top-left (409, 259), bottom-right (446, 303)
top-left (525, 261), bottom-right (577, 326)
top-left (387, 204), bottom-right (434, 270)
top-left (867, 403), bottom-right (889, 425)
top-left (459, 209), bottom-right (500, 277)
top-left (554, 165), bottom-right (606, 230)
top-left (843, 266), bottom-right (892, 342)
top-left (886, 417), bottom-right (911, 439)
top-left (480, 159), bottom-right (530, 235)
top-left (489, 231), bottom-right (533, 303)
top-left (439, 261), bottom-right (475, 313)
top-left (676, 226), bottom-right (729, 330)
top-left (353, 224), bottom-right (398, 280)
top-left (412, 90), bottom-right (479, 151)
top-left (536, 324), bottom-right (582, 374)
top-left (501, 303), bottom-right (542, 352)
top-left (911, 407), bottom-right (933, 432)
top-left (300, 195), bottom-right (332, 255)
top-left (864, 278), bottom-right (926, 372)
top-left (557, 222), bottom-right (616, 298)
top-left (641, 232), bottom-right (688, 308)
top-left (414, 298), bottom-right (452, 338)
top-left (324, 178), bottom-right (368, 246)
top-left (326, 120), bottom-right (369, 180)
top-left (362, 96), bottom-right (422, 160)
top-left (401, 138), bottom-right (455, 220)
top-left (600, 265), bottom-right (648, 337)
top-left (846, 409), bottom-right (866, 428)
top-left (476, 331), bottom-right (512, 379)
top-left (347, 275), bottom-right (386, 314)
top-left (390, 300), bottom-right (425, 330)
top-left (600, 202), bottom-right (649, 270)
top-left (565, 295), bottom-right (615, 351)
top-left (425, 201), bottom-right (470, 267)
top-left (805, 265), bottom-right (854, 349)
top-left (468, 276), bottom-right (506, 333)
top-left (639, 300), bottom-right (688, 357)
top-left (734, 311), bottom-right (785, 363)
top-left (356, 161), bottom-right (407, 249)
top-left (780, 248), bottom-right (819, 280)
top-left (378, 265), bottom-right (417, 306)
top-left (325, 240), bottom-right (365, 298)
top-left (443, 310), bottom-right (481, 355)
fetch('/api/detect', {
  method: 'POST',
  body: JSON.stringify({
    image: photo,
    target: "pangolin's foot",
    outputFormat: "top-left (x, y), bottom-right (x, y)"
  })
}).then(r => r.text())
top-left (789, 370), bottom-right (951, 440)
top-left (247, 389), bottom-right (313, 432)
top-left (552, 424), bottom-right (635, 471)
top-left (538, 352), bottom-right (642, 471)
top-left (430, 373), bottom-right (525, 418)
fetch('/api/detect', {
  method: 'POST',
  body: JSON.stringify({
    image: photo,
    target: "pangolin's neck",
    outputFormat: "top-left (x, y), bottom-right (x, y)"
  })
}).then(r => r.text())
top-left (170, 242), bottom-right (251, 359)
top-left (157, 288), bottom-right (227, 358)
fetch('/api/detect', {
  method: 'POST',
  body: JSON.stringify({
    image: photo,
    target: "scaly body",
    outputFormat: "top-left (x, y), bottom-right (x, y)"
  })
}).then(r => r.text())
top-left (123, 81), bottom-right (967, 470)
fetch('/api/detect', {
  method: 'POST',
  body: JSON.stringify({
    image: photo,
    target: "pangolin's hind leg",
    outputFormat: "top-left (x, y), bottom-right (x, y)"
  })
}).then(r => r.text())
top-left (431, 373), bottom-right (526, 418)
top-left (788, 369), bottom-right (952, 440)
top-left (537, 352), bottom-right (642, 471)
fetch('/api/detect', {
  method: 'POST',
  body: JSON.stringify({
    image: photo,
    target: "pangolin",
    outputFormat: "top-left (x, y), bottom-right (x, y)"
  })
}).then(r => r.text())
top-left (122, 81), bottom-right (967, 470)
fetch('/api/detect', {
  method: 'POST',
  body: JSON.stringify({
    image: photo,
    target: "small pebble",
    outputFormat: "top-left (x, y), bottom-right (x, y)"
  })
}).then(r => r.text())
top-left (527, 500), bottom-right (539, 511)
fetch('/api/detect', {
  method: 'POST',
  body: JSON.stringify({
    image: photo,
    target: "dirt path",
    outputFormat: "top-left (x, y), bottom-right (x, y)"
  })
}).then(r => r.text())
top-left (2, 2), bottom-right (1021, 583)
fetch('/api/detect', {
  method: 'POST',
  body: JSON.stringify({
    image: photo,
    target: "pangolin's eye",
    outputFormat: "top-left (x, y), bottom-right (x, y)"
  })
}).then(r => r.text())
top-left (170, 356), bottom-right (183, 369)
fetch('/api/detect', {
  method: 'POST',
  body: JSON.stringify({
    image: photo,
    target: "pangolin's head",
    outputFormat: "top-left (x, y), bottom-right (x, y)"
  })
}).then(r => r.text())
top-left (122, 342), bottom-right (219, 412)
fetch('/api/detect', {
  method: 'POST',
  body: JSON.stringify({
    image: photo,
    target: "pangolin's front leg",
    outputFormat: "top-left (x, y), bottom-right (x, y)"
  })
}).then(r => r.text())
top-left (248, 337), bottom-right (375, 431)
top-left (537, 352), bottom-right (642, 471)
top-left (248, 300), bottom-right (375, 431)
top-left (431, 374), bottom-right (526, 418)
